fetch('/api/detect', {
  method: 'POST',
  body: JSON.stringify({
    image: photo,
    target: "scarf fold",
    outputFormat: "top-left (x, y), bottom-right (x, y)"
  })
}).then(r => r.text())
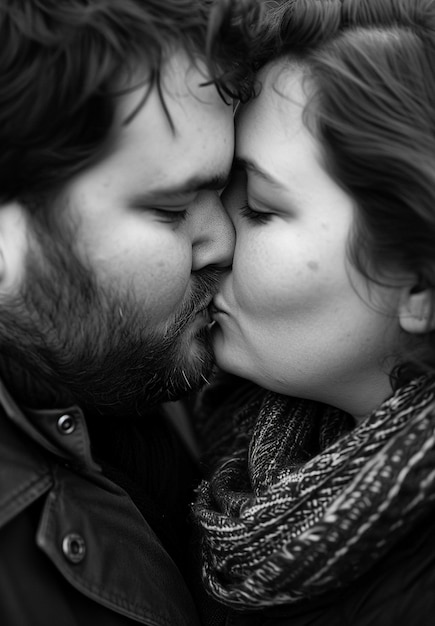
top-left (194, 376), bottom-right (435, 608)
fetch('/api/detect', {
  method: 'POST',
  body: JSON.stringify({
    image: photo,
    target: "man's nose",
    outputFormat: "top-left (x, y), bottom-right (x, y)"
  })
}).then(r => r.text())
top-left (190, 191), bottom-right (235, 271)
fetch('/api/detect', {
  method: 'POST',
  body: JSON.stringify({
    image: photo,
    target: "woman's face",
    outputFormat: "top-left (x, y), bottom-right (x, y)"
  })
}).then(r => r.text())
top-left (212, 60), bottom-right (404, 419)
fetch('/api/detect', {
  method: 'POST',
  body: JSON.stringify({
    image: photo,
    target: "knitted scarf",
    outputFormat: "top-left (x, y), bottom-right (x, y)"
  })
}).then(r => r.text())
top-left (194, 375), bottom-right (435, 609)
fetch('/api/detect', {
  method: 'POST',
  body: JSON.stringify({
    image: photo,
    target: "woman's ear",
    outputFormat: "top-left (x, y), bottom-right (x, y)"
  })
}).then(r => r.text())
top-left (399, 284), bottom-right (435, 334)
top-left (0, 202), bottom-right (29, 295)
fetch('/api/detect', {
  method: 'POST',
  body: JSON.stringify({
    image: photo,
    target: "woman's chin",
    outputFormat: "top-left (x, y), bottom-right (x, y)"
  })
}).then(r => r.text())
top-left (212, 335), bottom-right (248, 380)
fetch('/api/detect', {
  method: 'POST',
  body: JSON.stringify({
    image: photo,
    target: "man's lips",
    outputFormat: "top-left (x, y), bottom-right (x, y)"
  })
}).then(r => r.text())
top-left (196, 306), bottom-right (212, 322)
top-left (196, 296), bottom-right (213, 313)
top-left (192, 298), bottom-right (215, 322)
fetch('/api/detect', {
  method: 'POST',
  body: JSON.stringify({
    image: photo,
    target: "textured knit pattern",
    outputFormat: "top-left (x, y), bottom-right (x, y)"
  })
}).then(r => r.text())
top-left (194, 376), bottom-right (435, 608)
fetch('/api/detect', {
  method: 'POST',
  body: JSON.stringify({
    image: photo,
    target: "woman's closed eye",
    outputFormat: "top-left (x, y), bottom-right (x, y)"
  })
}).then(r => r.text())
top-left (239, 204), bottom-right (273, 224)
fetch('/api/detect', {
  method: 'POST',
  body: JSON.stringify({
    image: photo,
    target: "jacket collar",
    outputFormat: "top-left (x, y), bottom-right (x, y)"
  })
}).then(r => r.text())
top-left (0, 377), bottom-right (100, 472)
top-left (0, 378), bottom-right (200, 625)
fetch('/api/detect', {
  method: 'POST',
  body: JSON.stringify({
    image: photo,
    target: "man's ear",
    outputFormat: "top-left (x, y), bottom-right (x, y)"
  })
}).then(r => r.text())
top-left (399, 284), bottom-right (435, 334)
top-left (0, 201), bottom-right (29, 295)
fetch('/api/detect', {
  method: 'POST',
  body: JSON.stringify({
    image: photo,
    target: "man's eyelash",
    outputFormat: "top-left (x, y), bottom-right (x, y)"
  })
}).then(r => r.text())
top-left (154, 208), bottom-right (189, 221)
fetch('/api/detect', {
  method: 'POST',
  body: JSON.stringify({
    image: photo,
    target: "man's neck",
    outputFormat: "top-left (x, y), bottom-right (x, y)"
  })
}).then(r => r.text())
top-left (0, 355), bottom-right (76, 411)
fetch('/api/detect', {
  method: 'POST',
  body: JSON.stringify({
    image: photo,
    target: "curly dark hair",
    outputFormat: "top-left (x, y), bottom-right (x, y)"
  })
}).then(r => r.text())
top-left (0, 0), bottom-right (262, 202)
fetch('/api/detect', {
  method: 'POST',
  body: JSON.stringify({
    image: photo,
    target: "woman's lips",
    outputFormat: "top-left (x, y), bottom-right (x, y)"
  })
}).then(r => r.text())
top-left (209, 299), bottom-right (228, 319)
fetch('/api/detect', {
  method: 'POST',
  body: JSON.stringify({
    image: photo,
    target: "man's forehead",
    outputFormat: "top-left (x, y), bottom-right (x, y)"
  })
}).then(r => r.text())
top-left (113, 49), bottom-right (219, 122)
top-left (74, 51), bottom-right (235, 201)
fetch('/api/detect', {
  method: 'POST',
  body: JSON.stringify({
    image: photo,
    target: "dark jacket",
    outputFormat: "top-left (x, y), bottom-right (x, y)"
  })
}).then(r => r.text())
top-left (0, 380), bottom-right (201, 626)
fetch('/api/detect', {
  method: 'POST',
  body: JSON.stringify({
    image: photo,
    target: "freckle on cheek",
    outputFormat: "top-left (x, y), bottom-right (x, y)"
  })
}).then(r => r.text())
top-left (307, 260), bottom-right (319, 271)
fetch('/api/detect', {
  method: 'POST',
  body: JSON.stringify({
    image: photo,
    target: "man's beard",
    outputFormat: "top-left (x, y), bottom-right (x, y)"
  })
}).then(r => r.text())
top-left (0, 210), bottom-right (221, 416)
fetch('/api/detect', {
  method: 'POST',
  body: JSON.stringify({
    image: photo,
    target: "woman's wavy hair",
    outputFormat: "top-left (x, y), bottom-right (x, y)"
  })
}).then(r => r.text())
top-left (263, 0), bottom-right (435, 378)
top-left (0, 0), bottom-right (261, 203)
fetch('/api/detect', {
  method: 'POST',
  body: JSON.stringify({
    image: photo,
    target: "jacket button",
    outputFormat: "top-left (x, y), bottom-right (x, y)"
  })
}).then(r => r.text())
top-left (57, 414), bottom-right (76, 435)
top-left (62, 533), bottom-right (86, 564)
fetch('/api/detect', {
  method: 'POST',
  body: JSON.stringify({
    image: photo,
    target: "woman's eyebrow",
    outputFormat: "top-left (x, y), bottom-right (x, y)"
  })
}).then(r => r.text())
top-left (234, 157), bottom-right (283, 189)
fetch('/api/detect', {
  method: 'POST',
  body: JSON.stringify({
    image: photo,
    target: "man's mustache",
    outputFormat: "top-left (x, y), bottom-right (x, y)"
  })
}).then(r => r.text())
top-left (168, 267), bottom-right (227, 337)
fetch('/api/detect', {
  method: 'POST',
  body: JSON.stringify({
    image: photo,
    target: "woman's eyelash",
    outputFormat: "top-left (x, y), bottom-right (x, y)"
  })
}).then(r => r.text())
top-left (239, 205), bottom-right (271, 224)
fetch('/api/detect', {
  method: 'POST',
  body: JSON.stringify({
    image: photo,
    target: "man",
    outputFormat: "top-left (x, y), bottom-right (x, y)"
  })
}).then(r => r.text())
top-left (0, 1), bottom-right (258, 624)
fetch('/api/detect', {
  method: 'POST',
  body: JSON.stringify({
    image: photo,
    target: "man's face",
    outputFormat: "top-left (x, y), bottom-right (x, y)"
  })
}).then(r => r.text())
top-left (6, 50), bottom-right (235, 413)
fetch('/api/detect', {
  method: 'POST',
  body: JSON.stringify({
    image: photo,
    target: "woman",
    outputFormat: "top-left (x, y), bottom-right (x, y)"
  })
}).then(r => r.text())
top-left (194, 0), bottom-right (435, 624)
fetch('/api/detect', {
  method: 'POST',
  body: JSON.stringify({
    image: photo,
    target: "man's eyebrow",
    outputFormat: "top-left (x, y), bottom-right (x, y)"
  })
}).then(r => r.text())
top-left (145, 173), bottom-right (230, 199)
top-left (234, 157), bottom-right (283, 189)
